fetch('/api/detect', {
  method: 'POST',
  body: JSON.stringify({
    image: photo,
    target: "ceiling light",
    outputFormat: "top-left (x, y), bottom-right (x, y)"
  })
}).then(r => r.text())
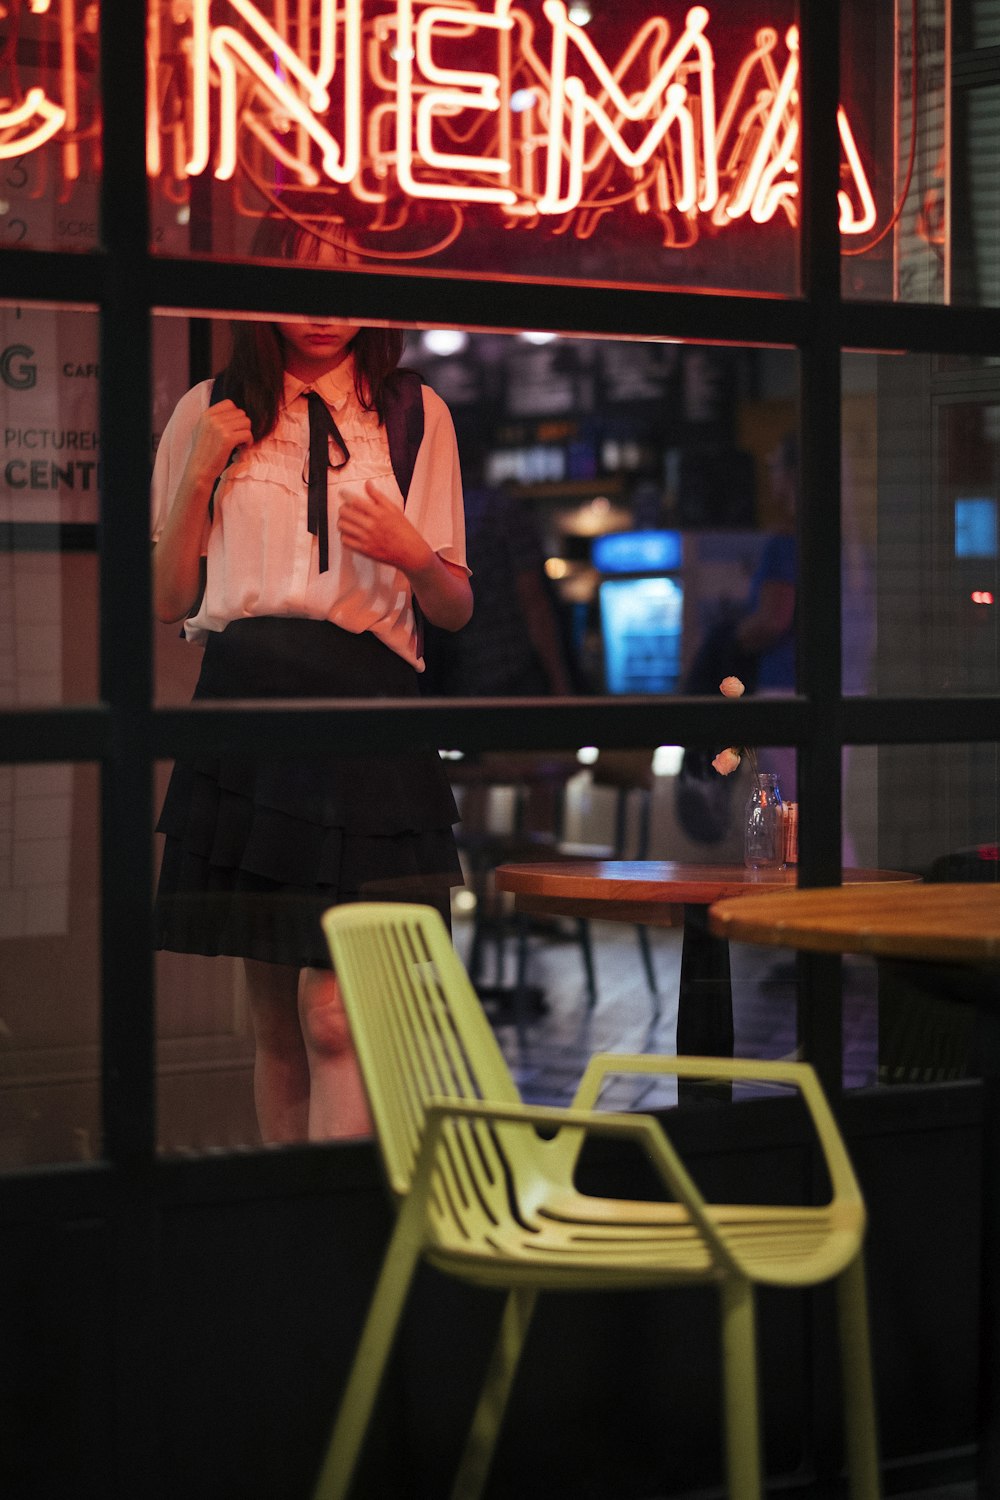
top-left (422, 329), bottom-right (469, 356)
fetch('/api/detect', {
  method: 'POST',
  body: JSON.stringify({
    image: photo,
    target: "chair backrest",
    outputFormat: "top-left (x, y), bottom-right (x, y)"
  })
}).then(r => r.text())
top-left (589, 751), bottom-right (655, 859)
top-left (322, 903), bottom-right (523, 1206)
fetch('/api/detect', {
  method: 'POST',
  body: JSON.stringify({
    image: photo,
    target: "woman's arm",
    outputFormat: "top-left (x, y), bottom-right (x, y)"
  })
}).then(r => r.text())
top-left (336, 481), bottom-right (473, 630)
top-left (152, 399), bottom-right (253, 622)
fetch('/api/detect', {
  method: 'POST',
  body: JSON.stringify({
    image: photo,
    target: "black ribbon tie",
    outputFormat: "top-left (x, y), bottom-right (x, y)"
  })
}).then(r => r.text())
top-left (304, 390), bottom-right (350, 573)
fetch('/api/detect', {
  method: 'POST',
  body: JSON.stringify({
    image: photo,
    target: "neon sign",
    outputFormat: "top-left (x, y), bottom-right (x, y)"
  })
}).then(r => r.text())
top-left (2, 2), bottom-right (878, 256)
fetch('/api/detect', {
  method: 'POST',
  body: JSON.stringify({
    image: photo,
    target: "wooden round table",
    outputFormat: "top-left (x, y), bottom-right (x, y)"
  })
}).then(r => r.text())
top-left (707, 879), bottom-right (1000, 1496)
top-left (495, 860), bottom-right (919, 1063)
top-left (708, 881), bottom-right (1000, 962)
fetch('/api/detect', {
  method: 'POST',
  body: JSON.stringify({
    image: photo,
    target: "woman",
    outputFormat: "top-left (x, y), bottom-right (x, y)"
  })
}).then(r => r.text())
top-left (151, 217), bottom-right (472, 1144)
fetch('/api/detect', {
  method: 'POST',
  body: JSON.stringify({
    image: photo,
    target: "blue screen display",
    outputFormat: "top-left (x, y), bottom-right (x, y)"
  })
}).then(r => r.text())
top-left (955, 498), bottom-right (998, 558)
top-left (599, 576), bottom-right (684, 694)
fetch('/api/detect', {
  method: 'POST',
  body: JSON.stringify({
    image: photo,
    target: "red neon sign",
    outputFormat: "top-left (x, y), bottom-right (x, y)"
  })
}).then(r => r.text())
top-left (1, 2), bottom-right (878, 256)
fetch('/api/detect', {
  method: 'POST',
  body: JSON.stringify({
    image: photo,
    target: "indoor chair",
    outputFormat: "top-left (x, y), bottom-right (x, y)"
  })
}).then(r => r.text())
top-left (314, 901), bottom-right (880, 1500)
top-left (561, 748), bottom-right (662, 1014)
top-left (452, 751), bottom-right (597, 1012)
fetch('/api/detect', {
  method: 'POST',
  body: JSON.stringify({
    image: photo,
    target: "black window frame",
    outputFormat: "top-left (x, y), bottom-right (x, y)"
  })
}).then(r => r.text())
top-left (1, 0), bottom-right (999, 1183)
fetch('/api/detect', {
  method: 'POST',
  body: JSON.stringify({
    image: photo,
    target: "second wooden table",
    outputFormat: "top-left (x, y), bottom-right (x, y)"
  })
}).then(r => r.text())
top-left (494, 860), bottom-right (919, 1060)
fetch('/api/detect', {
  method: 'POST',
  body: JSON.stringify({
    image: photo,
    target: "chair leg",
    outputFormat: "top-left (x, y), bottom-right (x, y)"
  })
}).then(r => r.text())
top-left (577, 918), bottom-right (598, 1009)
top-left (837, 1254), bottom-right (882, 1499)
top-left (635, 924), bottom-right (660, 1015)
top-left (719, 1276), bottom-right (762, 1500)
top-left (467, 906), bottom-right (486, 987)
top-left (512, 914), bottom-right (534, 1043)
top-left (450, 1287), bottom-right (539, 1500)
top-left (494, 914), bottom-right (507, 987)
top-left (312, 1230), bottom-right (422, 1500)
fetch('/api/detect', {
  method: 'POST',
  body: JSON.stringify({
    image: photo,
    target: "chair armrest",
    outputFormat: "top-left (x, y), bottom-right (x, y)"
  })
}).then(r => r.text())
top-left (409, 1096), bottom-right (744, 1273)
top-left (572, 1055), bottom-right (865, 1215)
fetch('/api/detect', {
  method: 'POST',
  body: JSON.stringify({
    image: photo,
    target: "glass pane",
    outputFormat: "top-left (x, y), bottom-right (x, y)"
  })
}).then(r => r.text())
top-left (952, 83), bottom-right (1000, 307)
top-left (415, 335), bottom-right (800, 698)
top-left (0, 5), bottom-right (101, 252)
top-left (872, 739), bottom-right (998, 1086)
top-left (0, 303), bottom-right (100, 706)
top-left (843, 349), bottom-right (1000, 695)
top-left (843, 0), bottom-right (949, 303)
top-left (0, 762), bottom-right (100, 1169)
top-left (154, 321), bottom-right (797, 701)
top-left (876, 742), bottom-right (1000, 878)
top-left (154, 762), bottom-right (257, 1154)
top-left (146, 0), bottom-right (802, 295)
top-left (954, 0), bottom-right (1000, 52)
top-left (149, 318), bottom-right (796, 1148)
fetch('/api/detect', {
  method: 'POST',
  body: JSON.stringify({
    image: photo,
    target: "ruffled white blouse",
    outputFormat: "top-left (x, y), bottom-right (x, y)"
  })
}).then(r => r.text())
top-left (150, 358), bottom-right (468, 670)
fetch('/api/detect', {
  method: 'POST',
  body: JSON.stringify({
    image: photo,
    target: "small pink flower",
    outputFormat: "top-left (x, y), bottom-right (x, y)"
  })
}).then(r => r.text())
top-left (719, 676), bottom-right (745, 698)
top-left (712, 748), bottom-right (742, 776)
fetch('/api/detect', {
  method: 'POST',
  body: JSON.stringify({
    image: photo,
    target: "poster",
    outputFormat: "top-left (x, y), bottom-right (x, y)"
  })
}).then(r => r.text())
top-left (1, 306), bottom-right (100, 526)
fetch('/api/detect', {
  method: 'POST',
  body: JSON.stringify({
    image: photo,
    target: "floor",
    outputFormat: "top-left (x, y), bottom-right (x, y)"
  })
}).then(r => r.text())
top-left (453, 910), bottom-right (880, 1110)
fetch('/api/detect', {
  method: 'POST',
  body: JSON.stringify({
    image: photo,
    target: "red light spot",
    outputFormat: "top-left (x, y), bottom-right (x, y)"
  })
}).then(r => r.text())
top-left (971, 590), bottom-right (995, 605)
top-left (977, 845), bottom-right (1000, 861)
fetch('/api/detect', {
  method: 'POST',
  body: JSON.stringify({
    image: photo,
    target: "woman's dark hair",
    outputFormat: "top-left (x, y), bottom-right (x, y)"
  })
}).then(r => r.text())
top-left (221, 212), bottom-right (404, 440)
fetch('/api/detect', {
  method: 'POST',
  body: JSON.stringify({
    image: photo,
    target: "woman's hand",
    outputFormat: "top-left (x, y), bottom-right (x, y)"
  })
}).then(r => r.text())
top-left (153, 399), bottom-right (254, 623)
top-left (338, 479), bottom-right (472, 631)
top-left (187, 399), bottom-right (254, 484)
top-left (337, 480), bottom-right (429, 574)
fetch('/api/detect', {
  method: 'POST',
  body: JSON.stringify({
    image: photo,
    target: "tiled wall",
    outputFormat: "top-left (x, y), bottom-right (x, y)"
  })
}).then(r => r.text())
top-left (0, 550), bottom-right (71, 938)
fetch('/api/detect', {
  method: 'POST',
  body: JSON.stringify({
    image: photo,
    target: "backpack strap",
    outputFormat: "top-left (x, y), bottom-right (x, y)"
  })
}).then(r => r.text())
top-left (206, 371), bottom-right (230, 523)
top-left (181, 372), bottom-right (228, 631)
top-left (382, 367), bottom-right (431, 660)
top-left (383, 368), bottom-right (425, 507)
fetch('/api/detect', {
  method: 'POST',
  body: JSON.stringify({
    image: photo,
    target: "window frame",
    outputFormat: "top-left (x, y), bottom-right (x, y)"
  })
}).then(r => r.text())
top-left (1, 0), bottom-right (998, 1178)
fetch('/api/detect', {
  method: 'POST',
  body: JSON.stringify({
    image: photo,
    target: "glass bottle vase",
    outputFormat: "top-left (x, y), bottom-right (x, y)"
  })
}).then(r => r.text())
top-left (744, 772), bottom-right (784, 869)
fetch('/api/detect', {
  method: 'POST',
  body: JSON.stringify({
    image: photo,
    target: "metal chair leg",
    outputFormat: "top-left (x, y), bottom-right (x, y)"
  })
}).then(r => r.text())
top-left (635, 924), bottom-right (660, 1017)
top-left (450, 1288), bottom-right (539, 1500)
top-left (719, 1276), bottom-right (762, 1500)
top-left (312, 1228), bottom-right (422, 1500)
top-left (837, 1255), bottom-right (882, 1499)
top-left (577, 918), bottom-right (598, 1009)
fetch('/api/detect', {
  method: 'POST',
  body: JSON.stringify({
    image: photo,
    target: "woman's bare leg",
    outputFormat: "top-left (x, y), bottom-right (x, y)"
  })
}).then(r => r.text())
top-left (298, 966), bottom-right (372, 1140)
top-left (243, 958), bottom-right (310, 1144)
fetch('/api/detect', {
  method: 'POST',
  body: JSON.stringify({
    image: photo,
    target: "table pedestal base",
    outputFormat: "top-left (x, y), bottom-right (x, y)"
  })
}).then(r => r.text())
top-left (676, 905), bottom-right (735, 1103)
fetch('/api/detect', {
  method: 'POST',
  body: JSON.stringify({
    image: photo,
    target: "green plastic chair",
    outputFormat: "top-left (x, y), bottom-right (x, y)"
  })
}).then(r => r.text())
top-left (315, 902), bottom-right (880, 1500)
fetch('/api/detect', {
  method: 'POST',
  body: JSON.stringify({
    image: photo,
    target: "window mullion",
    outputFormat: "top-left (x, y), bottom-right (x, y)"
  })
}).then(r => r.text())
top-left (99, 0), bottom-right (156, 1169)
top-left (798, 0), bottom-right (845, 887)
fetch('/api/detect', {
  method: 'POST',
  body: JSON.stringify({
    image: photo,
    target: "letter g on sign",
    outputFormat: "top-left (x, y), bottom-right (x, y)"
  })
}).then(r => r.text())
top-left (1, 344), bottom-right (37, 390)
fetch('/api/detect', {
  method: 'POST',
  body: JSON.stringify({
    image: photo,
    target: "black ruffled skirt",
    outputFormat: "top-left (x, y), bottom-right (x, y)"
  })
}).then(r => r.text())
top-left (154, 617), bottom-right (462, 967)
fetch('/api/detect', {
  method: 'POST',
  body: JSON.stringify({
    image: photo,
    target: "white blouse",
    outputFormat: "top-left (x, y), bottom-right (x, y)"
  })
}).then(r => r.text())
top-left (150, 358), bottom-right (468, 670)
